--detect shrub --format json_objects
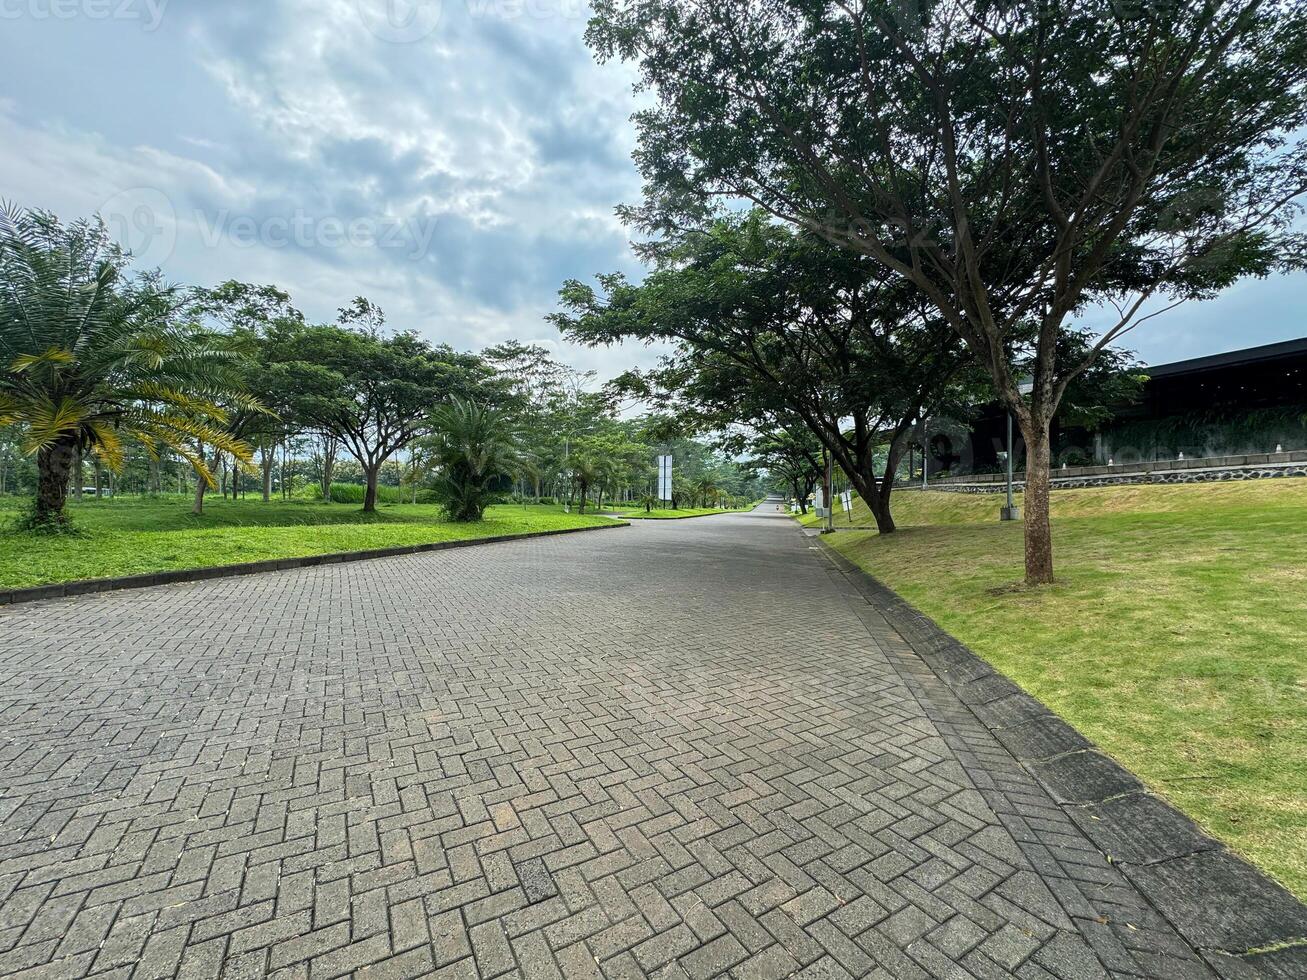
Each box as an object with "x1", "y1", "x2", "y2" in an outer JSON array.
[{"x1": 422, "y1": 399, "x2": 520, "y2": 522}]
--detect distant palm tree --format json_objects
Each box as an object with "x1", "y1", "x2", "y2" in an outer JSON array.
[
  {"x1": 0, "y1": 204, "x2": 256, "y2": 529},
  {"x1": 571, "y1": 457, "x2": 604, "y2": 514},
  {"x1": 695, "y1": 477, "x2": 718, "y2": 508},
  {"x1": 516, "y1": 453, "x2": 543, "y2": 503},
  {"x1": 423, "y1": 397, "x2": 521, "y2": 521},
  {"x1": 637, "y1": 491, "x2": 658, "y2": 514}
]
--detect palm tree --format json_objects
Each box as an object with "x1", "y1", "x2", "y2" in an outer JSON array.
[
  {"x1": 0, "y1": 204, "x2": 256, "y2": 529},
  {"x1": 516, "y1": 452, "x2": 544, "y2": 504},
  {"x1": 695, "y1": 477, "x2": 718, "y2": 509},
  {"x1": 423, "y1": 397, "x2": 520, "y2": 522},
  {"x1": 571, "y1": 456, "x2": 604, "y2": 514}
]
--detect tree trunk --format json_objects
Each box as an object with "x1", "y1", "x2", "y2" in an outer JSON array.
[
  {"x1": 868, "y1": 440, "x2": 910, "y2": 535},
  {"x1": 193, "y1": 445, "x2": 220, "y2": 515},
  {"x1": 363, "y1": 465, "x2": 380, "y2": 512},
  {"x1": 34, "y1": 439, "x2": 76, "y2": 527},
  {"x1": 321, "y1": 442, "x2": 336, "y2": 502},
  {"x1": 869, "y1": 488, "x2": 896, "y2": 533},
  {"x1": 261, "y1": 443, "x2": 275, "y2": 502},
  {"x1": 1020, "y1": 417, "x2": 1055, "y2": 585},
  {"x1": 849, "y1": 474, "x2": 895, "y2": 534}
]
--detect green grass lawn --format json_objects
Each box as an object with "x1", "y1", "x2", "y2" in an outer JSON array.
[
  {"x1": 0, "y1": 496, "x2": 622, "y2": 589},
  {"x1": 805, "y1": 479, "x2": 1307, "y2": 900},
  {"x1": 605, "y1": 505, "x2": 734, "y2": 519}
]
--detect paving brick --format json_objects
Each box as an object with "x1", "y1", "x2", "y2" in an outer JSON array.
[
  {"x1": 730, "y1": 943, "x2": 802, "y2": 980},
  {"x1": 469, "y1": 920, "x2": 517, "y2": 977},
  {"x1": 0, "y1": 507, "x2": 1238, "y2": 979},
  {"x1": 678, "y1": 933, "x2": 749, "y2": 979}
]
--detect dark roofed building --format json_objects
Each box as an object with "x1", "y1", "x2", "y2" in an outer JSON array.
[
  {"x1": 1129, "y1": 337, "x2": 1307, "y2": 420},
  {"x1": 943, "y1": 337, "x2": 1307, "y2": 477}
]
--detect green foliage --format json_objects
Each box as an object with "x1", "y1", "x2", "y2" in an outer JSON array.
[
  {"x1": 1052, "y1": 330, "x2": 1148, "y2": 431},
  {"x1": 587, "y1": 0, "x2": 1307, "y2": 581},
  {"x1": 745, "y1": 427, "x2": 822, "y2": 510},
  {"x1": 554, "y1": 213, "x2": 981, "y2": 532},
  {"x1": 0, "y1": 204, "x2": 259, "y2": 528},
  {"x1": 421, "y1": 398, "x2": 522, "y2": 522},
  {"x1": 1104, "y1": 404, "x2": 1307, "y2": 459},
  {"x1": 265, "y1": 318, "x2": 496, "y2": 511}
]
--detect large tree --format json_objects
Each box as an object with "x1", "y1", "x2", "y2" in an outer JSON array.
[
  {"x1": 189, "y1": 281, "x2": 304, "y2": 509},
  {"x1": 588, "y1": 0, "x2": 1307, "y2": 582},
  {"x1": 553, "y1": 214, "x2": 978, "y2": 532},
  {"x1": 268, "y1": 317, "x2": 492, "y2": 512},
  {"x1": 0, "y1": 205, "x2": 254, "y2": 528}
]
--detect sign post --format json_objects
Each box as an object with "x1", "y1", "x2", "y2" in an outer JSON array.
[{"x1": 657, "y1": 455, "x2": 673, "y2": 508}]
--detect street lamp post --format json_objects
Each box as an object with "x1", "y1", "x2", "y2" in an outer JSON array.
[
  {"x1": 822, "y1": 448, "x2": 834, "y2": 533},
  {"x1": 921, "y1": 420, "x2": 928, "y2": 490},
  {"x1": 1001, "y1": 412, "x2": 1021, "y2": 522}
]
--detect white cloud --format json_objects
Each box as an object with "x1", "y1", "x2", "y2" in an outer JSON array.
[{"x1": 0, "y1": 0, "x2": 658, "y2": 377}]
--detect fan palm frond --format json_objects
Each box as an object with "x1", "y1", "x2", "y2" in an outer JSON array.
[
  {"x1": 0, "y1": 203, "x2": 263, "y2": 526},
  {"x1": 421, "y1": 397, "x2": 521, "y2": 521}
]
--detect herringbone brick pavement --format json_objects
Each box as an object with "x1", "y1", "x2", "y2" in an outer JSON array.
[{"x1": 0, "y1": 503, "x2": 1218, "y2": 978}]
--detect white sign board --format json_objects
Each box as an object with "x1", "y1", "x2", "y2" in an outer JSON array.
[
  {"x1": 814, "y1": 488, "x2": 825, "y2": 511},
  {"x1": 657, "y1": 455, "x2": 673, "y2": 502},
  {"x1": 840, "y1": 490, "x2": 853, "y2": 513}
]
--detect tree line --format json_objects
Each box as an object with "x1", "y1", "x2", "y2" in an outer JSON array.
[
  {"x1": 0, "y1": 204, "x2": 763, "y2": 530},
  {"x1": 558, "y1": 0, "x2": 1307, "y2": 584}
]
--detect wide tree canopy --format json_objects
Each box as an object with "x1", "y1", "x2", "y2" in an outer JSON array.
[
  {"x1": 266, "y1": 320, "x2": 495, "y2": 512},
  {"x1": 553, "y1": 213, "x2": 980, "y2": 531},
  {"x1": 588, "y1": 0, "x2": 1307, "y2": 580}
]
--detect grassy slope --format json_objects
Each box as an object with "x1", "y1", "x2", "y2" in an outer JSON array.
[
  {"x1": 805, "y1": 479, "x2": 1307, "y2": 899},
  {"x1": 0, "y1": 497, "x2": 621, "y2": 589}
]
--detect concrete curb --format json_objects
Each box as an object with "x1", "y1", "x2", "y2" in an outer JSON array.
[
  {"x1": 0, "y1": 521, "x2": 629, "y2": 608},
  {"x1": 812, "y1": 534, "x2": 1307, "y2": 978}
]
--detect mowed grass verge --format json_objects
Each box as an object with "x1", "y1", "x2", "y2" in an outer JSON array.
[
  {"x1": 804, "y1": 479, "x2": 1307, "y2": 899},
  {"x1": 0, "y1": 497, "x2": 622, "y2": 590},
  {"x1": 607, "y1": 506, "x2": 733, "y2": 519}
]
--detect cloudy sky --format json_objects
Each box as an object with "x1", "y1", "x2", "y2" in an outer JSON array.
[{"x1": 1, "y1": 0, "x2": 1302, "y2": 378}]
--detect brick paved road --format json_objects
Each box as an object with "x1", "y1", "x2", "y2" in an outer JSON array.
[{"x1": 0, "y1": 502, "x2": 1222, "y2": 979}]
